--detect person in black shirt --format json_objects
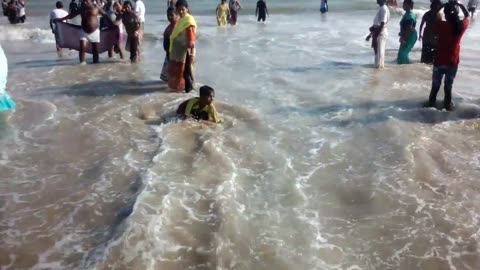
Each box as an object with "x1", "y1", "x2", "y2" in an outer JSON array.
[
  {"x1": 69, "y1": 0, "x2": 78, "y2": 13},
  {"x1": 256, "y1": 0, "x2": 268, "y2": 22}
]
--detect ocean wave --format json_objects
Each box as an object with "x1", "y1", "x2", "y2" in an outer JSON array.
[{"x1": 0, "y1": 25, "x2": 54, "y2": 43}]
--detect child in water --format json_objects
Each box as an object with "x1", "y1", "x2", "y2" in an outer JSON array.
[
  {"x1": 216, "y1": 0, "x2": 229, "y2": 27},
  {"x1": 176, "y1": 85, "x2": 221, "y2": 123}
]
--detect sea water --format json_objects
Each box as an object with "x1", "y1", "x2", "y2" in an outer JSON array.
[{"x1": 1, "y1": 0, "x2": 480, "y2": 269}]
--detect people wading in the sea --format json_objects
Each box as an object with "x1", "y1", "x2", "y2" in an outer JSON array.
[
  {"x1": 56, "y1": 0, "x2": 113, "y2": 64},
  {"x1": 228, "y1": 0, "x2": 241, "y2": 25},
  {"x1": 167, "y1": 0, "x2": 197, "y2": 93},
  {"x1": 397, "y1": 0, "x2": 417, "y2": 64},
  {"x1": 419, "y1": 0, "x2": 442, "y2": 64},
  {"x1": 216, "y1": 0, "x2": 229, "y2": 27},
  {"x1": 0, "y1": 43, "x2": 16, "y2": 114},
  {"x1": 366, "y1": 0, "x2": 390, "y2": 69},
  {"x1": 425, "y1": 1, "x2": 470, "y2": 111},
  {"x1": 256, "y1": 0, "x2": 268, "y2": 22},
  {"x1": 161, "y1": 7, "x2": 178, "y2": 81},
  {"x1": 50, "y1": 1, "x2": 69, "y2": 57}
]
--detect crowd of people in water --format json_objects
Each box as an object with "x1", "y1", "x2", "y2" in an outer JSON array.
[
  {"x1": 0, "y1": 0, "x2": 477, "y2": 123},
  {"x1": 367, "y1": 0, "x2": 473, "y2": 111},
  {"x1": 1, "y1": 0, "x2": 26, "y2": 24}
]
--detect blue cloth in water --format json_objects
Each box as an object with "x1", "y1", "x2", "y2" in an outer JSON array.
[
  {"x1": 1, "y1": 43, "x2": 16, "y2": 112},
  {"x1": 0, "y1": 93, "x2": 16, "y2": 112}
]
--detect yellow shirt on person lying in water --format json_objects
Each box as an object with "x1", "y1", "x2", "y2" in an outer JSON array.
[{"x1": 185, "y1": 97, "x2": 221, "y2": 123}]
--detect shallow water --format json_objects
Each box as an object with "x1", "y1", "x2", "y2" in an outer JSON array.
[{"x1": 1, "y1": 0, "x2": 480, "y2": 269}]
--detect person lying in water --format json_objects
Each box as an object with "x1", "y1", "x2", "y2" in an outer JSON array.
[{"x1": 176, "y1": 85, "x2": 221, "y2": 123}]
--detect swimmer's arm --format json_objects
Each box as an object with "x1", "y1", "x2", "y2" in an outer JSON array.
[{"x1": 209, "y1": 105, "x2": 222, "y2": 124}]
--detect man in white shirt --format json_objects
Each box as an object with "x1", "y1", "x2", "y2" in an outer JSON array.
[
  {"x1": 366, "y1": 0, "x2": 390, "y2": 69},
  {"x1": 134, "y1": 0, "x2": 145, "y2": 29},
  {"x1": 50, "y1": 1, "x2": 69, "y2": 57}
]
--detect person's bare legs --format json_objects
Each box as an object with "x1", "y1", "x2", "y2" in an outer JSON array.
[
  {"x1": 56, "y1": 44, "x2": 63, "y2": 58},
  {"x1": 116, "y1": 44, "x2": 124, "y2": 59},
  {"x1": 92, "y1": 42, "x2": 99, "y2": 63},
  {"x1": 80, "y1": 40, "x2": 87, "y2": 64}
]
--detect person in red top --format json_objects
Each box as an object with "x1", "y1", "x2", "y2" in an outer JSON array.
[{"x1": 426, "y1": 0, "x2": 470, "y2": 111}]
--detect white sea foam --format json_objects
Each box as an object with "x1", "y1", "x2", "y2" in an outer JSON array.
[{"x1": 0, "y1": 25, "x2": 54, "y2": 43}]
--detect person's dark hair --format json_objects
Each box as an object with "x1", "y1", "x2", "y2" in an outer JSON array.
[
  {"x1": 167, "y1": 6, "x2": 175, "y2": 13},
  {"x1": 444, "y1": 2, "x2": 464, "y2": 36},
  {"x1": 200, "y1": 86, "x2": 215, "y2": 97},
  {"x1": 404, "y1": 0, "x2": 414, "y2": 8},
  {"x1": 176, "y1": 0, "x2": 188, "y2": 9},
  {"x1": 123, "y1": 0, "x2": 132, "y2": 8},
  {"x1": 56, "y1": 1, "x2": 64, "y2": 8},
  {"x1": 430, "y1": 0, "x2": 442, "y2": 10}
]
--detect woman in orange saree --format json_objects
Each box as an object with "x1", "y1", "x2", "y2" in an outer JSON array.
[{"x1": 167, "y1": 0, "x2": 197, "y2": 93}]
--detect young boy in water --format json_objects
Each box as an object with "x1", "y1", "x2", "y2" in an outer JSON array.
[{"x1": 176, "y1": 85, "x2": 221, "y2": 123}]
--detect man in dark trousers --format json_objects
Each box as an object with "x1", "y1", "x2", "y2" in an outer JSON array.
[
  {"x1": 426, "y1": 0, "x2": 470, "y2": 111},
  {"x1": 256, "y1": 0, "x2": 268, "y2": 22}
]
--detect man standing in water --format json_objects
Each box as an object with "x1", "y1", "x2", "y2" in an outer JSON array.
[
  {"x1": 56, "y1": 0, "x2": 112, "y2": 64},
  {"x1": 256, "y1": 0, "x2": 268, "y2": 22},
  {"x1": 366, "y1": 0, "x2": 390, "y2": 69},
  {"x1": 425, "y1": 1, "x2": 469, "y2": 111},
  {"x1": 50, "y1": 1, "x2": 69, "y2": 57}
]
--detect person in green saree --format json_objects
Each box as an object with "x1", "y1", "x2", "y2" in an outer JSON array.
[
  {"x1": 167, "y1": 0, "x2": 197, "y2": 93},
  {"x1": 397, "y1": 0, "x2": 417, "y2": 64}
]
